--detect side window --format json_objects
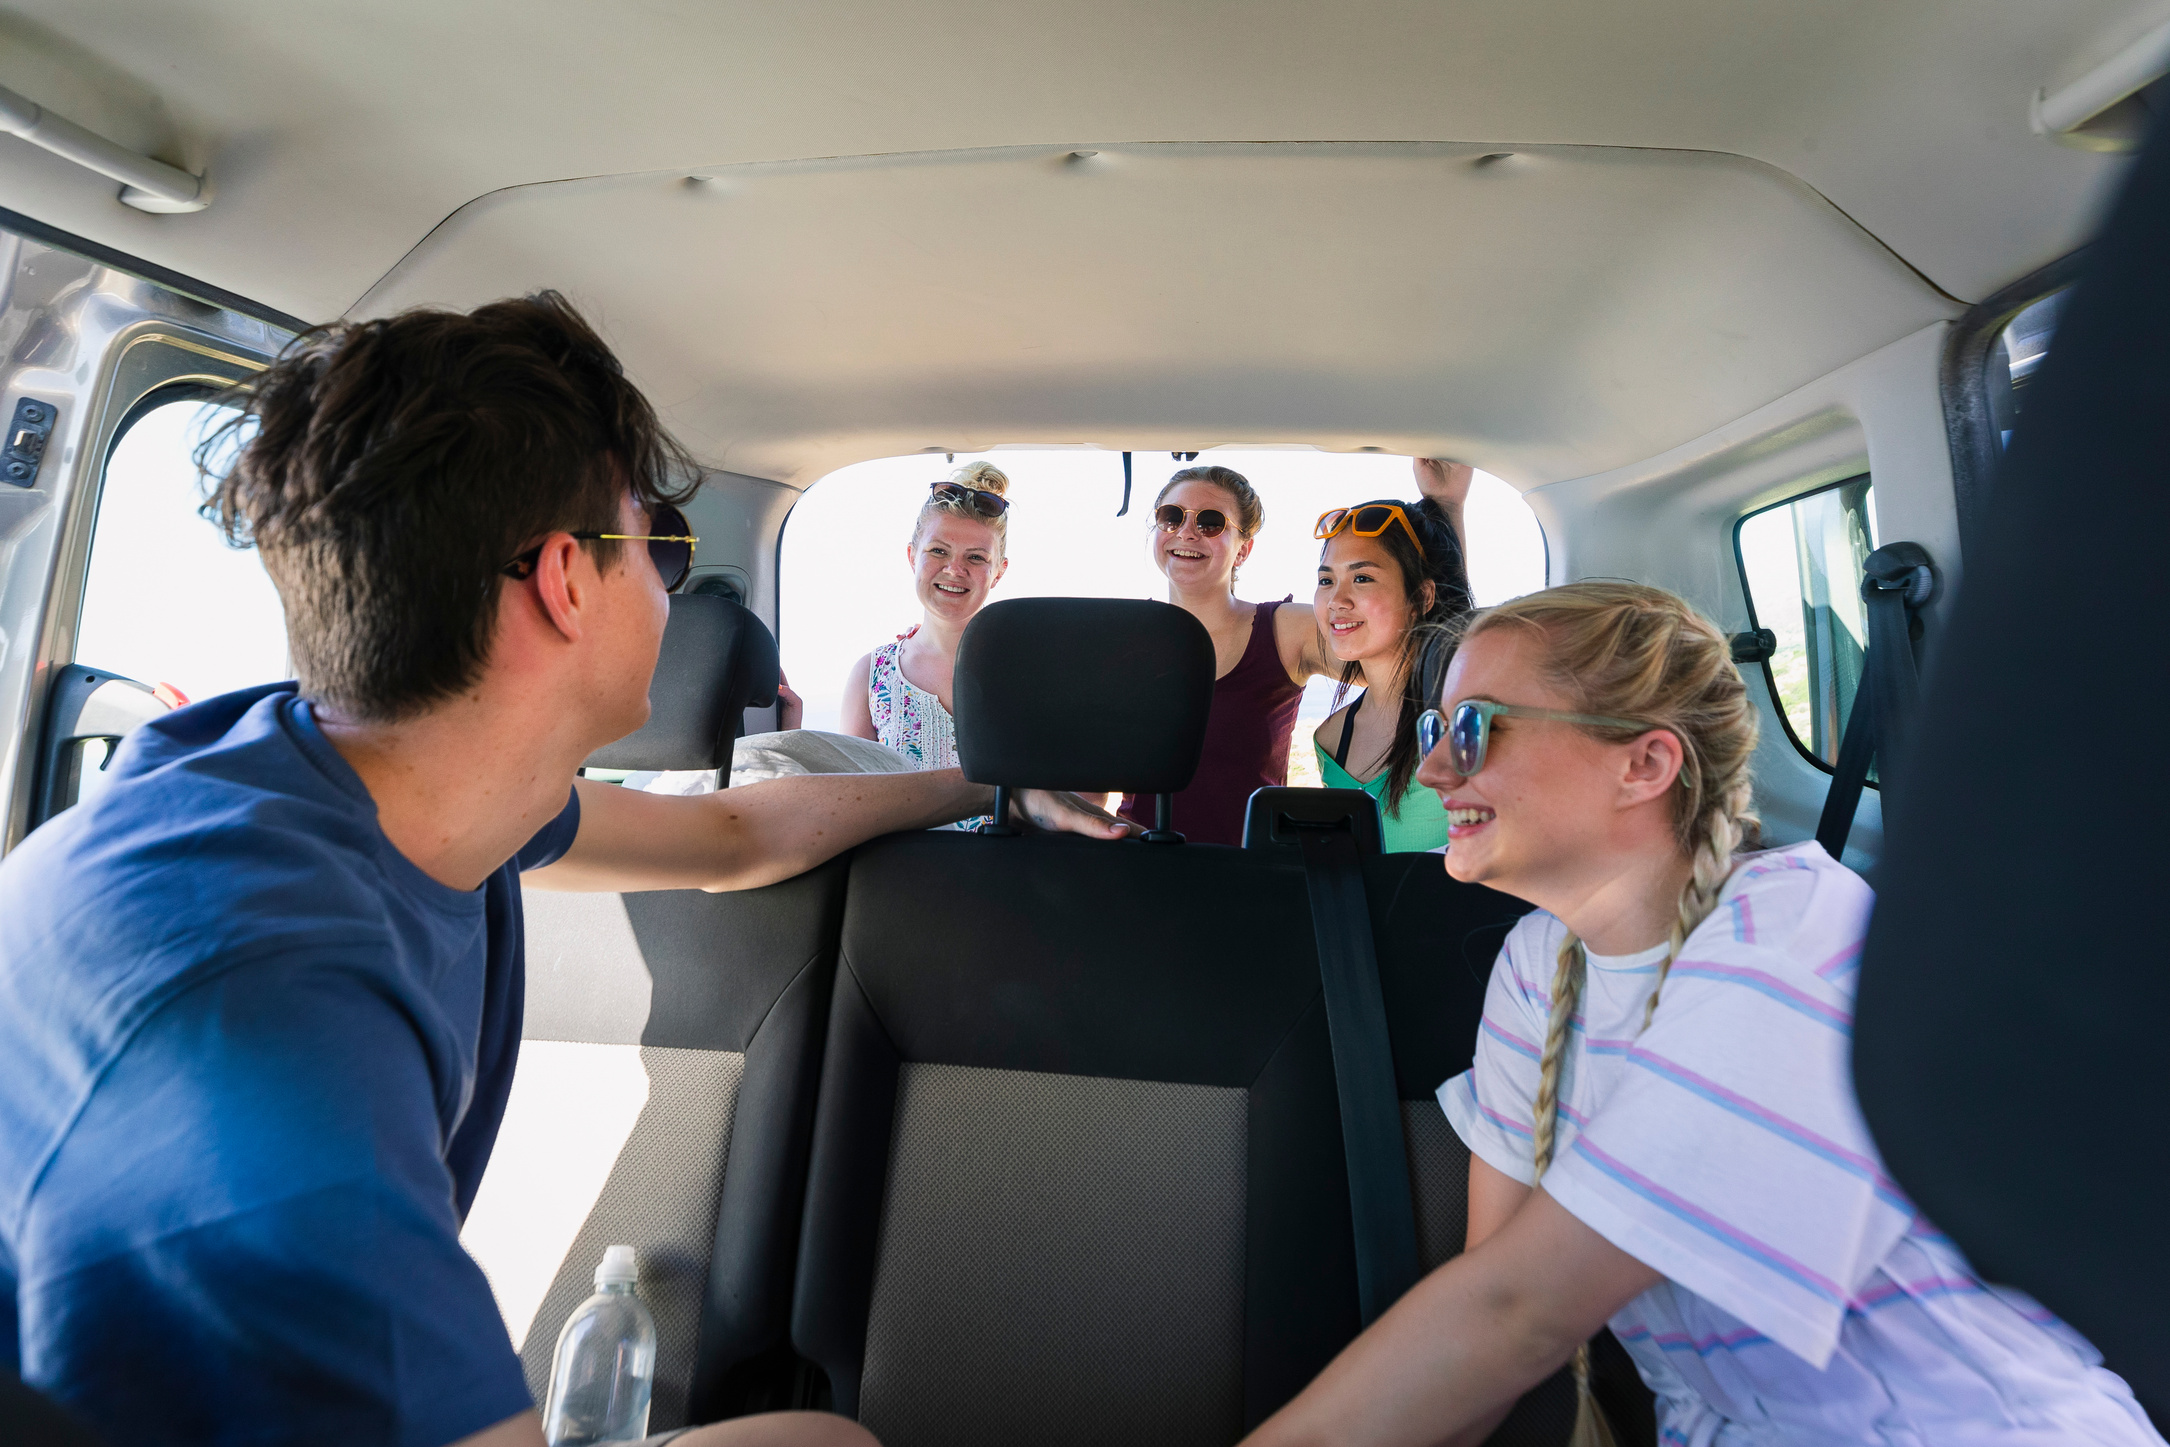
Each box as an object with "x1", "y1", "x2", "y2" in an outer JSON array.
[
  {"x1": 75, "y1": 393, "x2": 288, "y2": 705},
  {"x1": 1735, "y1": 476, "x2": 1879, "y2": 773},
  {"x1": 1987, "y1": 289, "x2": 2067, "y2": 452}
]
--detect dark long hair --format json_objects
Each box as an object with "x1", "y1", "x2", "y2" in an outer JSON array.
[{"x1": 1326, "y1": 496, "x2": 1472, "y2": 816}]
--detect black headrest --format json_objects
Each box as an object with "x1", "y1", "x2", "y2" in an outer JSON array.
[
  {"x1": 587, "y1": 593, "x2": 780, "y2": 772},
  {"x1": 953, "y1": 598, "x2": 1213, "y2": 794}
]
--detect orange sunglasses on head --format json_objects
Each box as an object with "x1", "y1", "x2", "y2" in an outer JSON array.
[{"x1": 1314, "y1": 503, "x2": 1425, "y2": 557}]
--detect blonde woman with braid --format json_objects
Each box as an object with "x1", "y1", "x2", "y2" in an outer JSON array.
[{"x1": 1245, "y1": 582, "x2": 2160, "y2": 1447}]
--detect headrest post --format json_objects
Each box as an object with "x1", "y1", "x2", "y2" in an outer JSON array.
[
  {"x1": 979, "y1": 784, "x2": 1021, "y2": 837},
  {"x1": 1142, "y1": 792, "x2": 1184, "y2": 845}
]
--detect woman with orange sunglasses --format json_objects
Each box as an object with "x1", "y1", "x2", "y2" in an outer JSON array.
[
  {"x1": 1121, "y1": 458, "x2": 1472, "y2": 846},
  {"x1": 1310, "y1": 464, "x2": 1475, "y2": 851}
]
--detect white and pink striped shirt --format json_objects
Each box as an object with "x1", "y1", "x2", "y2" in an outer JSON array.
[{"x1": 1442, "y1": 842, "x2": 2160, "y2": 1446}]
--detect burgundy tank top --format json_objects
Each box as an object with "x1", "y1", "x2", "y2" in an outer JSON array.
[{"x1": 1121, "y1": 598, "x2": 1306, "y2": 846}]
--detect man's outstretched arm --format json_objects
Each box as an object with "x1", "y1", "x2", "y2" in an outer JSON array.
[{"x1": 526, "y1": 770, "x2": 1133, "y2": 894}]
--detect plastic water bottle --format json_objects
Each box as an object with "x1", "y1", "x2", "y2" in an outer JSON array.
[{"x1": 542, "y1": 1245, "x2": 657, "y2": 1445}]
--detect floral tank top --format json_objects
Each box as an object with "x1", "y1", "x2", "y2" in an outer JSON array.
[{"x1": 868, "y1": 631, "x2": 989, "y2": 832}]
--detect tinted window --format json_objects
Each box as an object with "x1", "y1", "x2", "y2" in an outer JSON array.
[{"x1": 1735, "y1": 476, "x2": 1879, "y2": 772}]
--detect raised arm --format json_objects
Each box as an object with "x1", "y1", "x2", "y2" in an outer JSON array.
[
  {"x1": 1275, "y1": 594, "x2": 1338, "y2": 685},
  {"x1": 1413, "y1": 458, "x2": 1473, "y2": 546},
  {"x1": 527, "y1": 770, "x2": 1133, "y2": 894}
]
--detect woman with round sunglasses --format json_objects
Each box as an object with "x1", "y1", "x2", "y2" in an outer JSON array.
[
  {"x1": 1119, "y1": 459, "x2": 1472, "y2": 846},
  {"x1": 1308, "y1": 462, "x2": 1473, "y2": 852},
  {"x1": 1243, "y1": 582, "x2": 2161, "y2": 1447},
  {"x1": 841, "y1": 462, "x2": 1012, "y2": 827}
]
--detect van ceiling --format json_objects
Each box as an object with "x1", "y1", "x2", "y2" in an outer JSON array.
[{"x1": 0, "y1": 0, "x2": 2154, "y2": 484}]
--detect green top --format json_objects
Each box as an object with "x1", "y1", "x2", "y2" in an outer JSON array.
[{"x1": 1314, "y1": 741, "x2": 1451, "y2": 853}]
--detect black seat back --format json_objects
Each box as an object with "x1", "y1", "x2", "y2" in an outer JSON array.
[
  {"x1": 796, "y1": 832, "x2": 1355, "y2": 1446},
  {"x1": 588, "y1": 593, "x2": 780, "y2": 774}
]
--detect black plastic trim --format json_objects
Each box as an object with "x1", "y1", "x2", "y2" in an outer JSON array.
[
  {"x1": 0, "y1": 205, "x2": 310, "y2": 336},
  {"x1": 1732, "y1": 472, "x2": 1875, "y2": 783},
  {"x1": 1939, "y1": 248, "x2": 2091, "y2": 560}
]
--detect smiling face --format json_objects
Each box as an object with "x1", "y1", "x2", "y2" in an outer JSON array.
[
  {"x1": 1152, "y1": 480, "x2": 1252, "y2": 592},
  {"x1": 1416, "y1": 624, "x2": 1683, "y2": 901},
  {"x1": 908, "y1": 512, "x2": 1008, "y2": 622},
  {"x1": 1314, "y1": 529, "x2": 1430, "y2": 665}
]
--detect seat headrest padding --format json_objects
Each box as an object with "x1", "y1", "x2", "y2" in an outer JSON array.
[
  {"x1": 587, "y1": 593, "x2": 780, "y2": 772},
  {"x1": 953, "y1": 597, "x2": 1214, "y2": 794}
]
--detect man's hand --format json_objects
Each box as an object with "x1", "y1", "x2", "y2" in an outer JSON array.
[
  {"x1": 1014, "y1": 789, "x2": 1140, "y2": 839},
  {"x1": 1413, "y1": 458, "x2": 1473, "y2": 544}
]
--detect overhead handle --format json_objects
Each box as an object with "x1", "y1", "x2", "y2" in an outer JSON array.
[{"x1": 0, "y1": 82, "x2": 208, "y2": 213}]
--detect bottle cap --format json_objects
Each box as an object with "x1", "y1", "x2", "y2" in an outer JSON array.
[{"x1": 596, "y1": 1244, "x2": 639, "y2": 1287}]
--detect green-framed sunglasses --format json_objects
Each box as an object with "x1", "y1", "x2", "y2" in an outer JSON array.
[{"x1": 1417, "y1": 700, "x2": 1649, "y2": 777}]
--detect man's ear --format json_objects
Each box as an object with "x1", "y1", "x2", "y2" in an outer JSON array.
[
  {"x1": 522, "y1": 533, "x2": 588, "y2": 643},
  {"x1": 1619, "y1": 728, "x2": 1685, "y2": 808}
]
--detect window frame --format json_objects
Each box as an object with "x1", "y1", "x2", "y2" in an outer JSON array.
[{"x1": 1732, "y1": 471, "x2": 1878, "y2": 782}]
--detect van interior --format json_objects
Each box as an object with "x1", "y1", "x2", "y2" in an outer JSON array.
[{"x1": 3, "y1": 3, "x2": 2165, "y2": 1442}]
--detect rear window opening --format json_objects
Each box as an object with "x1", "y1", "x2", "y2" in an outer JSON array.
[{"x1": 779, "y1": 449, "x2": 1546, "y2": 784}]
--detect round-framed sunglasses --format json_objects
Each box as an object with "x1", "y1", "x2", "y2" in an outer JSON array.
[
  {"x1": 1155, "y1": 503, "x2": 1231, "y2": 537},
  {"x1": 1315, "y1": 503, "x2": 1425, "y2": 557},
  {"x1": 1417, "y1": 699, "x2": 1648, "y2": 777},
  {"x1": 930, "y1": 480, "x2": 1010, "y2": 519},
  {"x1": 498, "y1": 502, "x2": 699, "y2": 593}
]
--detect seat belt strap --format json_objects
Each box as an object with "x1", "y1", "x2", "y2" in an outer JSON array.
[
  {"x1": 1815, "y1": 542, "x2": 1935, "y2": 860},
  {"x1": 1296, "y1": 826, "x2": 1422, "y2": 1326}
]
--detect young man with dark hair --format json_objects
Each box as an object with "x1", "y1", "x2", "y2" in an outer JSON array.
[{"x1": 0, "y1": 293, "x2": 1125, "y2": 1447}]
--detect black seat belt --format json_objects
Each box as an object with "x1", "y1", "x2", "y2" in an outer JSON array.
[
  {"x1": 1293, "y1": 816, "x2": 1422, "y2": 1327},
  {"x1": 1815, "y1": 542, "x2": 1936, "y2": 860}
]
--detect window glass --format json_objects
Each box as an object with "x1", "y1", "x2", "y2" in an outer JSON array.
[
  {"x1": 778, "y1": 449, "x2": 1547, "y2": 783},
  {"x1": 1735, "y1": 476, "x2": 1878, "y2": 771},
  {"x1": 76, "y1": 397, "x2": 289, "y2": 703},
  {"x1": 1987, "y1": 288, "x2": 2067, "y2": 450}
]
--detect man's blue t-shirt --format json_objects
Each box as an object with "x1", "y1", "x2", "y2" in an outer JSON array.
[{"x1": 0, "y1": 683, "x2": 580, "y2": 1445}]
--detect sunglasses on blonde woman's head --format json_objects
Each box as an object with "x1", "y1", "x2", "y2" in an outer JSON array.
[
  {"x1": 930, "y1": 481, "x2": 1010, "y2": 519},
  {"x1": 1155, "y1": 504, "x2": 1230, "y2": 537},
  {"x1": 498, "y1": 502, "x2": 699, "y2": 592},
  {"x1": 1315, "y1": 503, "x2": 1425, "y2": 557},
  {"x1": 1417, "y1": 700, "x2": 1649, "y2": 777}
]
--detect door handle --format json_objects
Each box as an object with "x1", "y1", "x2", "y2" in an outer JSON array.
[{"x1": 30, "y1": 663, "x2": 171, "y2": 829}]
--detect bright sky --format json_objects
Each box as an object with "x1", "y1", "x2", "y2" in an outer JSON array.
[
  {"x1": 76, "y1": 399, "x2": 291, "y2": 703},
  {"x1": 779, "y1": 449, "x2": 1548, "y2": 739}
]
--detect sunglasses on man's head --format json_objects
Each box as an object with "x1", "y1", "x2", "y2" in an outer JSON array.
[
  {"x1": 498, "y1": 502, "x2": 699, "y2": 593},
  {"x1": 930, "y1": 481, "x2": 1010, "y2": 519},
  {"x1": 1416, "y1": 699, "x2": 1649, "y2": 777},
  {"x1": 1155, "y1": 503, "x2": 1230, "y2": 537}
]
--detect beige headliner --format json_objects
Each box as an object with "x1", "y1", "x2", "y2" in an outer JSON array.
[{"x1": 0, "y1": 0, "x2": 2159, "y2": 484}]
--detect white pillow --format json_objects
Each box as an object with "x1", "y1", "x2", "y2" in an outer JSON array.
[{"x1": 634, "y1": 729, "x2": 917, "y2": 796}]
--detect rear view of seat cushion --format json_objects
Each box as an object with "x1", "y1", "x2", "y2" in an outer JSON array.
[
  {"x1": 859, "y1": 1065, "x2": 1248, "y2": 1447},
  {"x1": 466, "y1": 1042, "x2": 743, "y2": 1420},
  {"x1": 463, "y1": 861, "x2": 847, "y2": 1429},
  {"x1": 796, "y1": 831, "x2": 1362, "y2": 1445}
]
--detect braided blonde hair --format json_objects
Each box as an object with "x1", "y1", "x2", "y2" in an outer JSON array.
[{"x1": 1473, "y1": 583, "x2": 1760, "y2": 1444}]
